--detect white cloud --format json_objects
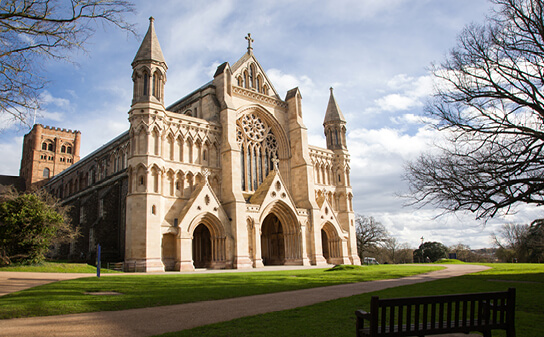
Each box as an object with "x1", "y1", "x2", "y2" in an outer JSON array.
[
  {"x1": 375, "y1": 94, "x2": 421, "y2": 112},
  {"x1": 367, "y1": 74, "x2": 434, "y2": 114},
  {"x1": 161, "y1": 0, "x2": 237, "y2": 55},
  {"x1": 266, "y1": 68, "x2": 316, "y2": 98},
  {"x1": 0, "y1": 112, "x2": 18, "y2": 131},
  {"x1": 390, "y1": 113, "x2": 435, "y2": 126},
  {"x1": 0, "y1": 136, "x2": 23, "y2": 175},
  {"x1": 39, "y1": 90, "x2": 70, "y2": 108},
  {"x1": 322, "y1": 0, "x2": 408, "y2": 21},
  {"x1": 37, "y1": 110, "x2": 64, "y2": 122}
]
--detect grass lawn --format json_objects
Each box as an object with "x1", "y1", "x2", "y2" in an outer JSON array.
[
  {"x1": 0, "y1": 264, "x2": 440, "y2": 319},
  {"x1": 157, "y1": 263, "x2": 544, "y2": 337},
  {"x1": 0, "y1": 261, "x2": 119, "y2": 273}
]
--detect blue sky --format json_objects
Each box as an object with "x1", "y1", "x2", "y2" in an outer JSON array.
[{"x1": 1, "y1": 0, "x2": 540, "y2": 249}]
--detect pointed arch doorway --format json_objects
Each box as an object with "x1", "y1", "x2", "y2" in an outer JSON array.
[
  {"x1": 321, "y1": 222, "x2": 342, "y2": 264},
  {"x1": 321, "y1": 229, "x2": 330, "y2": 261},
  {"x1": 192, "y1": 224, "x2": 212, "y2": 268},
  {"x1": 261, "y1": 214, "x2": 285, "y2": 265}
]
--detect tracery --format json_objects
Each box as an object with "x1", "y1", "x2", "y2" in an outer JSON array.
[{"x1": 237, "y1": 113, "x2": 278, "y2": 192}]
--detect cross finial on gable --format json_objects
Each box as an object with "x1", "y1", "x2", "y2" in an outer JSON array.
[
  {"x1": 202, "y1": 168, "x2": 210, "y2": 183},
  {"x1": 272, "y1": 157, "x2": 280, "y2": 171},
  {"x1": 245, "y1": 33, "x2": 254, "y2": 53}
]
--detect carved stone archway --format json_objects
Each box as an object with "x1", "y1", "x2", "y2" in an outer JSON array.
[{"x1": 192, "y1": 224, "x2": 212, "y2": 268}]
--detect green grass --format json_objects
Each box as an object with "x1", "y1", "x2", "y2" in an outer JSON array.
[
  {"x1": 0, "y1": 264, "x2": 440, "y2": 319},
  {"x1": 433, "y1": 258, "x2": 465, "y2": 264},
  {"x1": 0, "y1": 261, "x2": 120, "y2": 273},
  {"x1": 157, "y1": 263, "x2": 544, "y2": 337}
]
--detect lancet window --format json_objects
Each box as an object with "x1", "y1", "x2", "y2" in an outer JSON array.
[{"x1": 237, "y1": 113, "x2": 278, "y2": 192}]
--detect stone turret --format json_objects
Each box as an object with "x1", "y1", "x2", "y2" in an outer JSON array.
[
  {"x1": 323, "y1": 87, "x2": 347, "y2": 150},
  {"x1": 125, "y1": 17, "x2": 168, "y2": 272},
  {"x1": 131, "y1": 17, "x2": 167, "y2": 107}
]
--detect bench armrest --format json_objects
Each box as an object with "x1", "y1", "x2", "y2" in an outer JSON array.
[
  {"x1": 355, "y1": 310, "x2": 371, "y2": 320},
  {"x1": 355, "y1": 310, "x2": 371, "y2": 336}
]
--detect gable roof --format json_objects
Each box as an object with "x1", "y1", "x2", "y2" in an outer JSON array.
[
  {"x1": 249, "y1": 169, "x2": 297, "y2": 212},
  {"x1": 230, "y1": 51, "x2": 281, "y2": 100},
  {"x1": 177, "y1": 179, "x2": 230, "y2": 230}
]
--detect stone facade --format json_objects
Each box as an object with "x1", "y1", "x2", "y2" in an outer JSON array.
[
  {"x1": 45, "y1": 132, "x2": 128, "y2": 263},
  {"x1": 32, "y1": 18, "x2": 360, "y2": 271}
]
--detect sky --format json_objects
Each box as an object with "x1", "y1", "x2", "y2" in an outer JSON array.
[{"x1": 1, "y1": 0, "x2": 541, "y2": 249}]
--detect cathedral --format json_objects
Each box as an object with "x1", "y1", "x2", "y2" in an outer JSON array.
[{"x1": 19, "y1": 18, "x2": 360, "y2": 271}]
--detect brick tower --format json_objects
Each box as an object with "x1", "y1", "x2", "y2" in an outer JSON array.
[{"x1": 20, "y1": 124, "x2": 81, "y2": 189}]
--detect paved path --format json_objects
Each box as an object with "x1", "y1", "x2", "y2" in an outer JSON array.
[
  {"x1": 0, "y1": 264, "x2": 488, "y2": 337},
  {"x1": 0, "y1": 272, "x2": 95, "y2": 297}
]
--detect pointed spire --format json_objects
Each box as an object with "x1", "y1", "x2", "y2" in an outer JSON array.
[
  {"x1": 132, "y1": 17, "x2": 166, "y2": 66},
  {"x1": 323, "y1": 87, "x2": 346, "y2": 124}
]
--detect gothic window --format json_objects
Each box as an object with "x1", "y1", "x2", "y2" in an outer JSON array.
[
  {"x1": 256, "y1": 75, "x2": 261, "y2": 93},
  {"x1": 177, "y1": 137, "x2": 183, "y2": 162},
  {"x1": 167, "y1": 135, "x2": 175, "y2": 160},
  {"x1": 143, "y1": 72, "x2": 149, "y2": 96},
  {"x1": 61, "y1": 145, "x2": 66, "y2": 153},
  {"x1": 244, "y1": 70, "x2": 249, "y2": 89},
  {"x1": 67, "y1": 146, "x2": 72, "y2": 154},
  {"x1": 151, "y1": 129, "x2": 160, "y2": 155},
  {"x1": 152, "y1": 72, "x2": 157, "y2": 98},
  {"x1": 47, "y1": 143, "x2": 54, "y2": 152},
  {"x1": 42, "y1": 142, "x2": 47, "y2": 150},
  {"x1": 249, "y1": 64, "x2": 256, "y2": 89},
  {"x1": 237, "y1": 112, "x2": 278, "y2": 192},
  {"x1": 43, "y1": 168, "x2": 50, "y2": 178}
]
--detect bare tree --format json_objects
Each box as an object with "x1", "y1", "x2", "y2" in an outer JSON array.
[
  {"x1": 492, "y1": 223, "x2": 530, "y2": 261},
  {"x1": 355, "y1": 214, "x2": 389, "y2": 259},
  {"x1": 404, "y1": 0, "x2": 544, "y2": 220},
  {"x1": 0, "y1": 0, "x2": 135, "y2": 127},
  {"x1": 492, "y1": 220, "x2": 543, "y2": 262}
]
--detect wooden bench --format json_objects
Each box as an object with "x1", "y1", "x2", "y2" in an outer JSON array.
[{"x1": 355, "y1": 288, "x2": 515, "y2": 337}]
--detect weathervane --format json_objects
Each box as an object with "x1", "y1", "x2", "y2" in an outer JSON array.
[{"x1": 245, "y1": 33, "x2": 254, "y2": 53}]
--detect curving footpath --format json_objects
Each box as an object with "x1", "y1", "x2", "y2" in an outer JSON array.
[{"x1": 0, "y1": 264, "x2": 488, "y2": 337}]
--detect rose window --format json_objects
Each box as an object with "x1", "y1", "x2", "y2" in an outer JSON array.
[{"x1": 242, "y1": 113, "x2": 267, "y2": 142}]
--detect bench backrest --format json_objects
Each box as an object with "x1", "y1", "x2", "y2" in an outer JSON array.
[{"x1": 369, "y1": 288, "x2": 515, "y2": 336}]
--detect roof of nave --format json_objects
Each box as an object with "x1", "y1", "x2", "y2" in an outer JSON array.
[
  {"x1": 46, "y1": 131, "x2": 129, "y2": 186},
  {"x1": 166, "y1": 81, "x2": 214, "y2": 113},
  {"x1": 132, "y1": 17, "x2": 166, "y2": 67}
]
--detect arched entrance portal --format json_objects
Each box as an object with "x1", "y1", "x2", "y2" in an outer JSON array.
[
  {"x1": 321, "y1": 229, "x2": 330, "y2": 261},
  {"x1": 261, "y1": 214, "x2": 285, "y2": 265},
  {"x1": 192, "y1": 224, "x2": 212, "y2": 268},
  {"x1": 321, "y1": 222, "x2": 342, "y2": 264}
]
